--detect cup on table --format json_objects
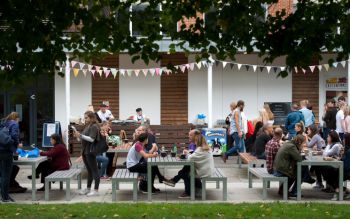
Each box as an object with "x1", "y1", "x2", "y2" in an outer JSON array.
[
  {"x1": 161, "y1": 151, "x2": 167, "y2": 157},
  {"x1": 180, "y1": 154, "x2": 186, "y2": 159},
  {"x1": 13, "y1": 155, "x2": 19, "y2": 160},
  {"x1": 171, "y1": 152, "x2": 176, "y2": 157}
]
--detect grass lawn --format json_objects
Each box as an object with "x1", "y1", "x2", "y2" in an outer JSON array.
[{"x1": 0, "y1": 203, "x2": 349, "y2": 219}]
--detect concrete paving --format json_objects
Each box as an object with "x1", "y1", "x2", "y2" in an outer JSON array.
[{"x1": 8, "y1": 156, "x2": 350, "y2": 204}]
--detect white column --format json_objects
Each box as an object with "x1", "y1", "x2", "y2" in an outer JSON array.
[
  {"x1": 65, "y1": 55, "x2": 71, "y2": 145},
  {"x1": 348, "y1": 58, "x2": 350, "y2": 106},
  {"x1": 207, "y1": 59, "x2": 213, "y2": 128}
]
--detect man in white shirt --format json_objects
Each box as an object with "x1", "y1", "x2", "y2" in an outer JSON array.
[
  {"x1": 96, "y1": 103, "x2": 114, "y2": 122},
  {"x1": 132, "y1": 108, "x2": 149, "y2": 124},
  {"x1": 336, "y1": 100, "x2": 346, "y2": 141}
]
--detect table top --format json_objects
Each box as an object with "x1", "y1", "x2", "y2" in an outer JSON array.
[
  {"x1": 300, "y1": 155, "x2": 343, "y2": 165},
  {"x1": 148, "y1": 156, "x2": 193, "y2": 164},
  {"x1": 13, "y1": 156, "x2": 48, "y2": 165},
  {"x1": 107, "y1": 145, "x2": 132, "y2": 153}
]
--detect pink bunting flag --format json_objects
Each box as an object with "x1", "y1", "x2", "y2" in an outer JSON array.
[
  {"x1": 105, "y1": 69, "x2": 111, "y2": 78},
  {"x1": 180, "y1": 65, "x2": 187, "y2": 73},
  {"x1": 309, "y1": 66, "x2": 316, "y2": 73},
  {"x1": 134, "y1": 69, "x2": 140, "y2": 77},
  {"x1": 155, "y1": 68, "x2": 160, "y2": 76},
  {"x1": 71, "y1": 61, "x2": 78, "y2": 68},
  {"x1": 149, "y1": 69, "x2": 155, "y2": 76}
]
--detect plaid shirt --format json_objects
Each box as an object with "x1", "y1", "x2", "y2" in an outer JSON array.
[{"x1": 265, "y1": 137, "x2": 281, "y2": 174}]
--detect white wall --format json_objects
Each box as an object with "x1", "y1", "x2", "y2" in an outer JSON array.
[
  {"x1": 188, "y1": 54, "x2": 292, "y2": 124},
  {"x1": 119, "y1": 55, "x2": 161, "y2": 124}
]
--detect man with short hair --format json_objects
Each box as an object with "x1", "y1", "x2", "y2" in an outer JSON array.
[
  {"x1": 252, "y1": 124, "x2": 273, "y2": 159},
  {"x1": 185, "y1": 129, "x2": 200, "y2": 152},
  {"x1": 336, "y1": 101, "x2": 346, "y2": 140},
  {"x1": 132, "y1": 108, "x2": 149, "y2": 124},
  {"x1": 96, "y1": 103, "x2": 114, "y2": 122},
  {"x1": 134, "y1": 125, "x2": 157, "y2": 151},
  {"x1": 299, "y1": 100, "x2": 315, "y2": 128},
  {"x1": 323, "y1": 99, "x2": 337, "y2": 140},
  {"x1": 285, "y1": 104, "x2": 305, "y2": 139},
  {"x1": 265, "y1": 128, "x2": 283, "y2": 174},
  {"x1": 222, "y1": 100, "x2": 245, "y2": 163}
]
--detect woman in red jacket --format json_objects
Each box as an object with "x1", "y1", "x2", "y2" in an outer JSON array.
[{"x1": 28, "y1": 134, "x2": 70, "y2": 191}]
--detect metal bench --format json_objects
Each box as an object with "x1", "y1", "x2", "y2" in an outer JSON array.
[
  {"x1": 248, "y1": 160, "x2": 288, "y2": 200},
  {"x1": 45, "y1": 168, "x2": 82, "y2": 201},
  {"x1": 111, "y1": 169, "x2": 139, "y2": 202},
  {"x1": 238, "y1": 153, "x2": 258, "y2": 168},
  {"x1": 201, "y1": 168, "x2": 227, "y2": 201}
]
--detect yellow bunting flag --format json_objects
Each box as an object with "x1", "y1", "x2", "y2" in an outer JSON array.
[{"x1": 73, "y1": 68, "x2": 79, "y2": 77}]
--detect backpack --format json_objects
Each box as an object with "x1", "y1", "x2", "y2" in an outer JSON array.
[
  {"x1": 0, "y1": 124, "x2": 13, "y2": 150},
  {"x1": 90, "y1": 133, "x2": 109, "y2": 155}
]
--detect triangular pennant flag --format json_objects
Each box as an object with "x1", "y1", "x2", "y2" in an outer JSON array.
[
  {"x1": 119, "y1": 69, "x2": 125, "y2": 76},
  {"x1": 196, "y1": 62, "x2": 202, "y2": 69},
  {"x1": 237, "y1": 64, "x2": 242, "y2": 70},
  {"x1": 294, "y1": 67, "x2": 298, "y2": 73},
  {"x1": 324, "y1": 64, "x2": 330, "y2": 71},
  {"x1": 105, "y1": 69, "x2": 111, "y2": 78},
  {"x1": 71, "y1": 61, "x2": 78, "y2": 68},
  {"x1": 95, "y1": 66, "x2": 100, "y2": 72},
  {"x1": 229, "y1": 63, "x2": 235, "y2": 69},
  {"x1": 127, "y1": 70, "x2": 132, "y2": 77},
  {"x1": 189, "y1": 63, "x2": 195, "y2": 71},
  {"x1": 88, "y1": 64, "x2": 93, "y2": 71},
  {"x1": 90, "y1": 68, "x2": 96, "y2": 76},
  {"x1": 245, "y1": 65, "x2": 250, "y2": 71},
  {"x1": 252, "y1": 65, "x2": 257, "y2": 72},
  {"x1": 180, "y1": 65, "x2": 187, "y2": 73},
  {"x1": 73, "y1": 68, "x2": 79, "y2": 77},
  {"x1": 302, "y1": 68, "x2": 306, "y2": 74},
  {"x1": 155, "y1": 68, "x2": 160, "y2": 76},
  {"x1": 159, "y1": 68, "x2": 164, "y2": 76},
  {"x1": 317, "y1": 65, "x2": 323, "y2": 71},
  {"x1": 82, "y1": 69, "x2": 88, "y2": 76},
  {"x1": 280, "y1": 67, "x2": 286, "y2": 71},
  {"x1": 222, "y1": 61, "x2": 228, "y2": 69},
  {"x1": 98, "y1": 69, "x2": 103, "y2": 77},
  {"x1": 309, "y1": 66, "x2": 316, "y2": 73},
  {"x1": 166, "y1": 70, "x2": 171, "y2": 75},
  {"x1": 273, "y1": 67, "x2": 278, "y2": 73},
  {"x1": 174, "y1": 65, "x2": 179, "y2": 70},
  {"x1": 259, "y1": 67, "x2": 264, "y2": 72},
  {"x1": 341, "y1": 61, "x2": 346, "y2": 68},
  {"x1": 134, "y1": 69, "x2": 140, "y2": 77},
  {"x1": 201, "y1": 61, "x2": 208, "y2": 68},
  {"x1": 332, "y1": 62, "x2": 338, "y2": 68},
  {"x1": 185, "y1": 64, "x2": 190, "y2": 70},
  {"x1": 266, "y1": 66, "x2": 271, "y2": 73},
  {"x1": 79, "y1": 62, "x2": 85, "y2": 70},
  {"x1": 149, "y1": 68, "x2": 156, "y2": 76},
  {"x1": 111, "y1": 69, "x2": 118, "y2": 78},
  {"x1": 142, "y1": 69, "x2": 148, "y2": 76}
]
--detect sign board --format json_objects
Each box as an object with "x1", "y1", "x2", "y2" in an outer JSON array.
[
  {"x1": 201, "y1": 128, "x2": 227, "y2": 156},
  {"x1": 326, "y1": 76, "x2": 348, "y2": 91},
  {"x1": 42, "y1": 122, "x2": 61, "y2": 147},
  {"x1": 265, "y1": 102, "x2": 292, "y2": 125}
]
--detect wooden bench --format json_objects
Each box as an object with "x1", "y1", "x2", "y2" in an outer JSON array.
[
  {"x1": 111, "y1": 169, "x2": 139, "y2": 202},
  {"x1": 238, "y1": 153, "x2": 258, "y2": 168},
  {"x1": 45, "y1": 168, "x2": 82, "y2": 201},
  {"x1": 248, "y1": 160, "x2": 288, "y2": 200},
  {"x1": 201, "y1": 168, "x2": 227, "y2": 201}
]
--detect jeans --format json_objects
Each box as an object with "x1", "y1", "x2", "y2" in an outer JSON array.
[
  {"x1": 10, "y1": 165, "x2": 20, "y2": 188},
  {"x1": 0, "y1": 153, "x2": 13, "y2": 200},
  {"x1": 96, "y1": 154, "x2": 109, "y2": 177},
  {"x1": 128, "y1": 163, "x2": 164, "y2": 189},
  {"x1": 323, "y1": 127, "x2": 330, "y2": 141},
  {"x1": 83, "y1": 154, "x2": 100, "y2": 190},
  {"x1": 274, "y1": 171, "x2": 297, "y2": 194},
  {"x1": 172, "y1": 165, "x2": 202, "y2": 195},
  {"x1": 225, "y1": 132, "x2": 245, "y2": 156},
  {"x1": 36, "y1": 160, "x2": 55, "y2": 184}
]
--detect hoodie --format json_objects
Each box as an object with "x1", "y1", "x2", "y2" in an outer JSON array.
[{"x1": 187, "y1": 147, "x2": 215, "y2": 178}]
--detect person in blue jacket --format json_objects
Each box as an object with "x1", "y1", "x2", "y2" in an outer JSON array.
[
  {"x1": 0, "y1": 112, "x2": 20, "y2": 202},
  {"x1": 285, "y1": 104, "x2": 305, "y2": 139}
]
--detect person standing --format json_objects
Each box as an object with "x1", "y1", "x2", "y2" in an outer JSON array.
[
  {"x1": 299, "y1": 100, "x2": 315, "y2": 128},
  {"x1": 285, "y1": 104, "x2": 305, "y2": 139},
  {"x1": 336, "y1": 101, "x2": 346, "y2": 141},
  {"x1": 0, "y1": 112, "x2": 20, "y2": 202},
  {"x1": 222, "y1": 100, "x2": 245, "y2": 163},
  {"x1": 74, "y1": 111, "x2": 101, "y2": 197},
  {"x1": 323, "y1": 100, "x2": 337, "y2": 140}
]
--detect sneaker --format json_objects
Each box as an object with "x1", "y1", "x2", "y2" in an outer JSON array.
[
  {"x1": 163, "y1": 179, "x2": 176, "y2": 187},
  {"x1": 79, "y1": 188, "x2": 90, "y2": 195},
  {"x1": 178, "y1": 192, "x2": 190, "y2": 199},
  {"x1": 153, "y1": 187, "x2": 161, "y2": 193},
  {"x1": 9, "y1": 186, "x2": 27, "y2": 193},
  {"x1": 86, "y1": 190, "x2": 99, "y2": 197},
  {"x1": 313, "y1": 182, "x2": 325, "y2": 190},
  {"x1": 2, "y1": 196, "x2": 15, "y2": 203},
  {"x1": 37, "y1": 186, "x2": 45, "y2": 192},
  {"x1": 331, "y1": 193, "x2": 339, "y2": 201},
  {"x1": 140, "y1": 189, "x2": 156, "y2": 194},
  {"x1": 303, "y1": 177, "x2": 316, "y2": 185},
  {"x1": 100, "y1": 176, "x2": 110, "y2": 180}
]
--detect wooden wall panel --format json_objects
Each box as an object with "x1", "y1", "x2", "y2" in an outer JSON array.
[
  {"x1": 92, "y1": 55, "x2": 119, "y2": 119},
  {"x1": 160, "y1": 53, "x2": 188, "y2": 125}
]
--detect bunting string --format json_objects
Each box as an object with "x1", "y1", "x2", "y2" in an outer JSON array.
[{"x1": 67, "y1": 59, "x2": 350, "y2": 78}]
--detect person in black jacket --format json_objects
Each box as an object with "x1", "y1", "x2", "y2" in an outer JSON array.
[
  {"x1": 252, "y1": 124, "x2": 273, "y2": 159},
  {"x1": 323, "y1": 99, "x2": 337, "y2": 140}
]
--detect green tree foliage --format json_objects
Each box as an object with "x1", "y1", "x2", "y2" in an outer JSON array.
[{"x1": 1, "y1": 0, "x2": 349, "y2": 84}]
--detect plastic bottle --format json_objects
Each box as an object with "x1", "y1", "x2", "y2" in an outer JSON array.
[{"x1": 173, "y1": 144, "x2": 177, "y2": 154}]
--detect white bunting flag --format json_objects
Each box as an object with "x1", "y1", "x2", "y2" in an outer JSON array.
[
  {"x1": 111, "y1": 69, "x2": 118, "y2": 78},
  {"x1": 294, "y1": 67, "x2": 298, "y2": 73},
  {"x1": 252, "y1": 65, "x2": 257, "y2": 72},
  {"x1": 134, "y1": 69, "x2": 140, "y2": 77},
  {"x1": 280, "y1": 67, "x2": 286, "y2": 72},
  {"x1": 180, "y1": 65, "x2": 187, "y2": 73},
  {"x1": 79, "y1": 62, "x2": 85, "y2": 70},
  {"x1": 266, "y1": 66, "x2": 271, "y2": 73},
  {"x1": 87, "y1": 65, "x2": 92, "y2": 71},
  {"x1": 142, "y1": 69, "x2": 148, "y2": 76},
  {"x1": 317, "y1": 65, "x2": 323, "y2": 71},
  {"x1": 222, "y1": 61, "x2": 228, "y2": 69},
  {"x1": 333, "y1": 62, "x2": 338, "y2": 68},
  {"x1": 324, "y1": 64, "x2": 330, "y2": 71},
  {"x1": 309, "y1": 66, "x2": 316, "y2": 73},
  {"x1": 196, "y1": 62, "x2": 202, "y2": 69},
  {"x1": 201, "y1": 61, "x2": 207, "y2": 68},
  {"x1": 341, "y1": 61, "x2": 347, "y2": 68},
  {"x1": 302, "y1": 68, "x2": 306, "y2": 74},
  {"x1": 98, "y1": 69, "x2": 103, "y2": 77},
  {"x1": 189, "y1": 63, "x2": 195, "y2": 71},
  {"x1": 82, "y1": 69, "x2": 88, "y2": 76},
  {"x1": 149, "y1": 68, "x2": 155, "y2": 76},
  {"x1": 237, "y1": 64, "x2": 242, "y2": 70},
  {"x1": 127, "y1": 70, "x2": 133, "y2": 77},
  {"x1": 119, "y1": 69, "x2": 125, "y2": 76}
]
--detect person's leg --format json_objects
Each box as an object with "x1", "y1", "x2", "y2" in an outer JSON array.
[
  {"x1": 172, "y1": 165, "x2": 190, "y2": 183},
  {"x1": 0, "y1": 156, "x2": 13, "y2": 201},
  {"x1": 86, "y1": 154, "x2": 100, "y2": 190},
  {"x1": 182, "y1": 171, "x2": 191, "y2": 195},
  {"x1": 302, "y1": 166, "x2": 315, "y2": 184},
  {"x1": 195, "y1": 178, "x2": 202, "y2": 189},
  {"x1": 82, "y1": 155, "x2": 93, "y2": 189},
  {"x1": 96, "y1": 155, "x2": 109, "y2": 177},
  {"x1": 10, "y1": 165, "x2": 20, "y2": 187},
  {"x1": 225, "y1": 133, "x2": 239, "y2": 157}
]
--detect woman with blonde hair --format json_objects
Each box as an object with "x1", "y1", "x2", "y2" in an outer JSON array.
[
  {"x1": 264, "y1": 104, "x2": 275, "y2": 125},
  {"x1": 164, "y1": 134, "x2": 215, "y2": 198}
]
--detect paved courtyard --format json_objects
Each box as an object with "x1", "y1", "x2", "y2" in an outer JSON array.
[{"x1": 10, "y1": 156, "x2": 349, "y2": 204}]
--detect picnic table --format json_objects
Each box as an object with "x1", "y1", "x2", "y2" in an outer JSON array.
[
  {"x1": 107, "y1": 145, "x2": 132, "y2": 153},
  {"x1": 147, "y1": 156, "x2": 195, "y2": 201},
  {"x1": 14, "y1": 156, "x2": 48, "y2": 201},
  {"x1": 297, "y1": 155, "x2": 344, "y2": 201}
]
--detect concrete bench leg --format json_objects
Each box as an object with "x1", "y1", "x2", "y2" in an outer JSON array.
[
  {"x1": 60, "y1": 181, "x2": 63, "y2": 190},
  {"x1": 267, "y1": 181, "x2": 270, "y2": 189},
  {"x1": 77, "y1": 174, "x2": 82, "y2": 190},
  {"x1": 66, "y1": 180, "x2": 71, "y2": 201},
  {"x1": 202, "y1": 180, "x2": 207, "y2": 201},
  {"x1": 262, "y1": 180, "x2": 267, "y2": 200},
  {"x1": 216, "y1": 181, "x2": 220, "y2": 189},
  {"x1": 45, "y1": 180, "x2": 50, "y2": 201},
  {"x1": 112, "y1": 181, "x2": 117, "y2": 202},
  {"x1": 238, "y1": 156, "x2": 242, "y2": 168},
  {"x1": 283, "y1": 179, "x2": 288, "y2": 201},
  {"x1": 223, "y1": 179, "x2": 227, "y2": 201},
  {"x1": 133, "y1": 180, "x2": 138, "y2": 202},
  {"x1": 248, "y1": 170, "x2": 253, "y2": 188},
  {"x1": 49, "y1": 182, "x2": 51, "y2": 190}
]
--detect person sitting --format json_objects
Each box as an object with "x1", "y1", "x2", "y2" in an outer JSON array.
[
  {"x1": 96, "y1": 122, "x2": 111, "y2": 180},
  {"x1": 245, "y1": 121, "x2": 263, "y2": 153},
  {"x1": 184, "y1": 129, "x2": 201, "y2": 153},
  {"x1": 96, "y1": 103, "x2": 114, "y2": 122},
  {"x1": 252, "y1": 124, "x2": 273, "y2": 159},
  {"x1": 294, "y1": 122, "x2": 305, "y2": 136},
  {"x1": 274, "y1": 134, "x2": 305, "y2": 197},
  {"x1": 30, "y1": 134, "x2": 70, "y2": 191},
  {"x1": 164, "y1": 134, "x2": 215, "y2": 199},
  {"x1": 131, "y1": 108, "x2": 149, "y2": 124},
  {"x1": 285, "y1": 104, "x2": 305, "y2": 139},
  {"x1": 306, "y1": 125, "x2": 325, "y2": 150},
  {"x1": 126, "y1": 133, "x2": 169, "y2": 193},
  {"x1": 133, "y1": 125, "x2": 157, "y2": 151},
  {"x1": 265, "y1": 128, "x2": 283, "y2": 174}
]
